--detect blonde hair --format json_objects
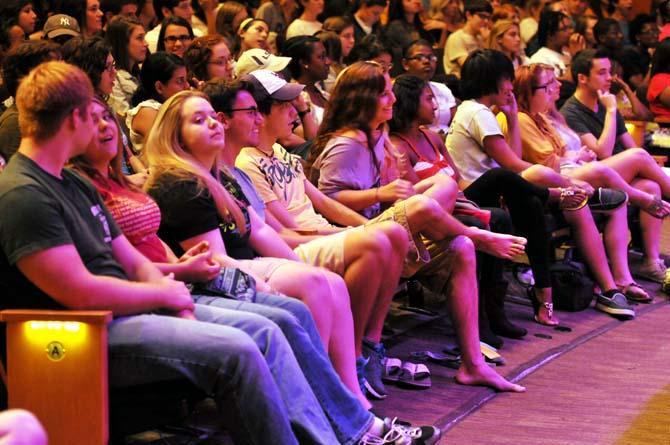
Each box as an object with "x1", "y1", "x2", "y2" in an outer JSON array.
[
  {"x1": 16, "y1": 61, "x2": 93, "y2": 141},
  {"x1": 486, "y1": 20, "x2": 521, "y2": 62},
  {"x1": 143, "y1": 90, "x2": 247, "y2": 233}
]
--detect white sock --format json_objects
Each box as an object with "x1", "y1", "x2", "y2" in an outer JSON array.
[{"x1": 367, "y1": 417, "x2": 385, "y2": 437}]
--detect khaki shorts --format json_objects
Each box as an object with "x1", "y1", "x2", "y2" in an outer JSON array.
[
  {"x1": 294, "y1": 227, "x2": 361, "y2": 275},
  {"x1": 368, "y1": 201, "x2": 457, "y2": 293}
]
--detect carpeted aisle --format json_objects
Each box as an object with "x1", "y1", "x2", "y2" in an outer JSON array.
[{"x1": 442, "y1": 303, "x2": 670, "y2": 445}]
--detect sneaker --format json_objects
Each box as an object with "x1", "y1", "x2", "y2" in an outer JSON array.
[
  {"x1": 635, "y1": 259, "x2": 667, "y2": 283},
  {"x1": 362, "y1": 340, "x2": 388, "y2": 399},
  {"x1": 358, "y1": 418, "x2": 442, "y2": 445},
  {"x1": 595, "y1": 292, "x2": 635, "y2": 319},
  {"x1": 587, "y1": 188, "x2": 628, "y2": 212}
]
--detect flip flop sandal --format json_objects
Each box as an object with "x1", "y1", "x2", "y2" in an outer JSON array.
[
  {"x1": 397, "y1": 362, "x2": 432, "y2": 389},
  {"x1": 410, "y1": 350, "x2": 462, "y2": 370},
  {"x1": 381, "y1": 357, "x2": 403, "y2": 383},
  {"x1": 642, "y1": 196, "x2": 670, "y2": 219},
  {"x1": 618, "y1": 282, "x2": 653, "y2": 303},
  {"x1": 480, "y1": 342, "x2": 506, "y2": 366}
]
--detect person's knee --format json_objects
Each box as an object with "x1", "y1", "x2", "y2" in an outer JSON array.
[
  {"x1": 377, "y1": 221, "x2": 410, "y2": 255},
  {"x1": 590, "y1": 162, "x2": 614, "y2": 178},
  {"x1": 0, "y1": 409, "x2": 47, "y2": 445},
  {"x1": 450, "y1": 235, "x2": 476, "y2": 267},
  {"x1": 406, "y1": 194, "x2": 443, "y2": 223},
  {"x1": 635, "y1": 178, "x2": 660, "y2": 195}
]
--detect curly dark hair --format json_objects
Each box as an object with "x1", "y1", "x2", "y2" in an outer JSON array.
[{"x1": 62, "y1": 35, "x2": 112, "y2": 96}]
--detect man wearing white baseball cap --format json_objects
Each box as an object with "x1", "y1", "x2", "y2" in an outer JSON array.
[{"x1": 235, "y1": 48, "x2": 292, "y2": 78}]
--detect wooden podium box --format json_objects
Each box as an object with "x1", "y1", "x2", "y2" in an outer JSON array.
[{"x1": 0, "y1": 310, "x2": 112, "y2": 445}]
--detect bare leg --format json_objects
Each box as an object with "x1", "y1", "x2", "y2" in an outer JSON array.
[
  {"x1": 414, "y1": 172, "x2": 459, "y2": 213},
  {"x1": 599, "y1": 148, "x2": 670, "y2": 198},
  {"x1": 562, "y1": 206, "x2": 618, "y2": 292},
  {"x1": 443, "y1": 236, "x2": 525, "y2": 392},
  {"x1": 601, "y1": 206, "x2": 636, "y2": 286},
  {"x1": 402, "y1": 195, "x2": 527, "y2": 259},
  {"x1": 566, "y1": 162, "x2": 656, "y2": 208},
  {"x1": 0, "y1": 410, "x2": 47, "y2": 445},
  {"x1": 632, "y1": 178, "x2": 663, "y2": 263}
]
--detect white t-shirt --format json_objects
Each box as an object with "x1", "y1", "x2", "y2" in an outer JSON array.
[
  {"x1": 445, "y1": 100, "x2": 502, "y2": 182},
  {"x1": 427, "y1": 81, "x2": 457, "y2": 134},
  {"x1": 529, "y1": 46, "x2": 570, "y2": 78},
  {"x1": 126, "y1": 98, "x2": 162, "y2": 153},
  {"x1": 443, "y1": 28, "x2": 482, "y2": 77},
  {"x1": 285, "y1": 18, "x2": 322, "y2": 39}
]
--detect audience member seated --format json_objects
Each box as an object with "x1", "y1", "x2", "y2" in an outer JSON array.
[
  {"x1": 183, "y1": 35, "x2": 234, "y2": 86},
  {"x1": 385, "y1": 0, "x2": 436, "y2": 77},
  {"x1": 346, "y1": 33, "x2": 393, "y2": 72},
  {"x1": 256, "y1": 0, "x2": 297, "y2": 38},
  {"x1": 519, "y1": 0, "x2": 543, "y2": 44},
  {"x1": 136, "y1": 0, "x2": 157, "y2": 30},
  {"x1": 427, "y1": 0, "x2": 464, "y2": 48},
  {"x1": 574, "y1": 15, "x2": 598, "y2": 49},
  {"x1": 145, "y1": 0, "x2": 203, "y2": 53},
  {"x1": 0, "y1": 40, "x2": 59, "y2": 162},
  {"x1": 0, "y1": 60, "x2": 349, "y2": 445},
  {"x1": 143, "y1": 89, "x2": 390, "y2": 408},
  {"x1": 619, "y1": 14, "x2": 658, "y2": 91},
  {"x1": 401, "y1": 39, "x2": 457, "y2": 134},
  {"x1": 308, "y1": 60, "x2": 527, "y2": 393},
  {"x1": 206, "y1": 74, "x2": 412, "y2": 400},
  {"x1": 236, "y1": 18, "x2": 270, "y2": 57},
  {"x1": 106, "y1": 15, "x2": 148, "y2": 118},
  {"x1": 349, "y1": 0, "x2": 385, "y2": 44},
  {"x1": 515, "y1": 63, "x2": 670, "y2": 285},
  {"x1": 41, "y1": 13, "x2": 81, "y2": 45},
  {"x1": 284, "y1": 35, "x2": 330, "y2": 127},
  {"x1": 592, "y1": 18, "x2": 624, "y2": 63},
  {"x1": 443, "y1": 0, "x2": 491, "y2": 78},
  {"x1": 285, "y1": 0, "x2": 323, "y2": 39},
  {"x1": 68, "y1": 97, "x2": 437, "y2": 444},
  {"x1": 127, "y1": 52, "x2": 188, "y2": 153},
  {"x1": 0, "y1": 0, "x2": 36, "y2": 53},
  {"x1": 53, "y1": 0, "x2": 103, "y2": 37},
  {"x1": 608, "y1": 0, "x2": 633, "y2": 45},
  {"x1": 529, "y1": 10, "x2": 584, "y2": 80},
  {"x1": 100, "y1": 0, "x2": 139, "y2": 25},
  {"x1": 156, "y1": 16, "x2": 194, "y2": 58},
  {"x1": 214, "y1": 1, "x2": 248, "y2": 47},
  {"x1": 647, "y1": 38, "x2": 670, "y2": 121},
  {"x1": 486, "y1": 19, "x2": 527, "y2": 69},
  {"x1": 447, "y1": 49, "x2": 643, "y2": 320},
  {"x1": 390, "y1": 74, "x2": 529, "y2": 347},
  {"x1": 322, "y1": 16, "x2": 355, "y2": 86}
]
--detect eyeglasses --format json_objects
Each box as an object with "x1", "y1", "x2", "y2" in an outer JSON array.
[
  {"x1": 164, "y1": 35, "x2": 192, "y2": 43},
  {"x1": 405, "y1": 54, "x2": 437, "y2": 63},
  {"x1": 476, "y1": 12, "x2": 492, "y2": 21},
  {"x1": 532, "y1": 78, "x2": 558, "y2": 91},
  {"x1": 209, "y1": 58, "x2": 233, "y2": 66},
  {"x1": 228, "y1": 106, "x2": 260, "y2": 116}
]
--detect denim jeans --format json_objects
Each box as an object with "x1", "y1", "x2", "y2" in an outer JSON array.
[
  {"x1": 107, "y1": 303, "x2": 337, "y2": 445},
  {"x1": 194, "y1": 292, "x2": 374, "y2": 445}
]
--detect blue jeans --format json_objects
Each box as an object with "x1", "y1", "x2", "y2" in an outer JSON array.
[
  {"x1": 107, "y1": 303, "x2": 337, "y2": 445},
  {"x1": 194, "y1": 292, "x2": 374, "y2": 445}
]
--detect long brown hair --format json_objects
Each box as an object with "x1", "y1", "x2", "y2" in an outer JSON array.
[
  {"x1": 143, "y1": 90, "x2": 247, "y2": 233},
  {"x1": 309, "y1": 61, "x2": 386, "y2": 173}
]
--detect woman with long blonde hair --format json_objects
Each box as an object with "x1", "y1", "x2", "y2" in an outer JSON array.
[
  {"x1": 143, "y1": 90, "x2": 376, "y2": 408},
  {"x1": 486, "y1": 19, "x2": 527, "y2": 68}
]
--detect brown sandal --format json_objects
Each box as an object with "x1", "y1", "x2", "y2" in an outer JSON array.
[{"x1": 618, "y1": 282, "x2": 653, "y2": 303}]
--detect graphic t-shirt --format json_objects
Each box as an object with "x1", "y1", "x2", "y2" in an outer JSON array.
[
  {"x1": 148, "y1": 171, "x2": 254, "y2": 259},
  {"x1": 236, "y1": 144, "x2": 334, "y2": 230},
  {"x1": 0, "y1": 154, "x2": 124, "y2": 310}
]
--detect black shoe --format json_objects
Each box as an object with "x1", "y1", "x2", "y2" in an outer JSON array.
[
  {"x1": 484, "y1": 281, "x2": 527, "y2": 339},
  {"x1": 478, "y1": 290, "x2": 503, "y2": 349},
  {"x1": 362, "y1": 339, "x2": 388, "y2": 399},
  {"x1": 587, "y1": 188, "x2": 627, "y2": 212}
]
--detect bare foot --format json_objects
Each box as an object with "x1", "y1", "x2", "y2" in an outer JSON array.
[
  {"x1": 470, "y1": 229, "x2": 527, "y2": 260},
  {"x1": 455, "y1": 363, "x2": 526, "y2": 393}
]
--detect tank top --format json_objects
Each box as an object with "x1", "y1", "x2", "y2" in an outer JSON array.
[{"x1": 391, "y1": 129, "x2": 456, "y2": 180}]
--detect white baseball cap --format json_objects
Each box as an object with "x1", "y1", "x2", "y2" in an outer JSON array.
[
  {"x1": 243, "y1": 69, "x2": 304, "y2": 101},
  {"x1": 235, "y1": 48, "x2": 292, "y2": 78}
]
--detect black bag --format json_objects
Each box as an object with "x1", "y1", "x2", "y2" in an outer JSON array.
[
  {"x1": 549, "y1": 260, "x2": 594, "y2": 312},
  {"x1": 189, "y1": 267, "x2": 257, "y2": 302}
]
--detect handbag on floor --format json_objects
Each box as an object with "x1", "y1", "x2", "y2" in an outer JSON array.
[{"x1": 549, "y1": 259, "x2": 594, "y2": 312}]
